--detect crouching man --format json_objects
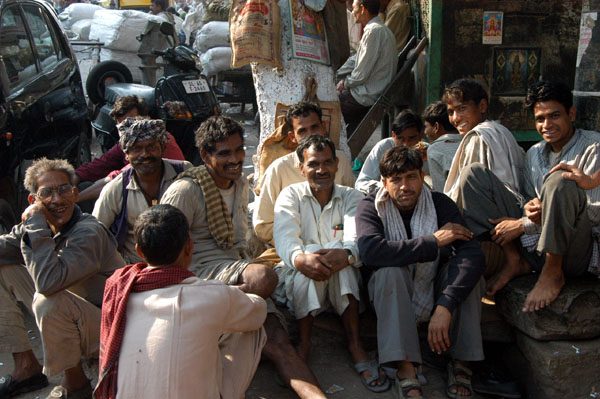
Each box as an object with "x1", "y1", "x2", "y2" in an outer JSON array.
[
  {"x1": 0, "y1": 158, "x2": 125, "y2": 399},
  {"x1": 356, "y1": 146, "x2": 486, "y2": 398},
  {"x1": 273, "y1": 135, "x2": 389, "y2": 393},
  {"x1": 96, "y1": 205, "x2": 266, "y2": 399}
]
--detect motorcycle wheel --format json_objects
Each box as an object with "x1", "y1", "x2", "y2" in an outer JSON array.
[{"x1": 86, "y1": 61, "x2": 133, "y2": 105}]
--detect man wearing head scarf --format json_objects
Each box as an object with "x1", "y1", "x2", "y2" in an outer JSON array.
[{"x1": 93, "y1": 118, "x2": 192, "y2": 263}]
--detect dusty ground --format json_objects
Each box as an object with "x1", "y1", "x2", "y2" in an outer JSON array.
[{"x1": 0, "y1": 108, "x2": 492, "y2": 399}]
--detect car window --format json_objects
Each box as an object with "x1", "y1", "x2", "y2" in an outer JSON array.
[
  {"x1": 22, "y1": 5, "x2": 59, "y2": 72},
  {"x1": 0, "y1": 6, "x2": 38, "y2": 89}
]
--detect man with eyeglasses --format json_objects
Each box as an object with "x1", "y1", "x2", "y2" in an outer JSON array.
[{"x1": 0, "y1": 158, "x2": 125, "y2": 399}]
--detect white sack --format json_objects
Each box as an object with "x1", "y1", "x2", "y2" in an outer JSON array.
[
  {"x1": 90, "y1": 9, "x2": 162, "y2": 52},
  {"x1": 59, "y1": 3, "x2": 103, "y2": 29},
  {"x1": 194, "y1": 21, "x2": 229, "y2": 53},
  {"x1": 199, "y1": 46, "x2": 231, "y2": 76},
  {"x1": 71, "y1": 19, "x2": 93, "y2": 41}
]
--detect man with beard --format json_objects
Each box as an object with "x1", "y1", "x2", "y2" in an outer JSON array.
[
  {"x1": 161, "y1": 116, "x2": 328, "y2": 399},
  {"x1": 93, "y1": 118, "x2": 192, "y2": 263},
  {"x1": 273, "y1": 136, "x2": 389, "y2": 393},
  {"x1": 356, "y1": 146, "x2": 485, "y2": 398},
  {"x1": 0, "y1": 158, "x2": 125, "y2": 399}
]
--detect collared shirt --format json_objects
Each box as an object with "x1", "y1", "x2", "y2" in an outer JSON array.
[
  {"x1": 337, "y1": 16, "x2": 397, "y2": 106},
  {"x1": 160, "y1": 174, "x2": 250, "y2": 267},
  {"x1": 93, "y1": 160, "x2": 192, "y2": 263},
  {"x1": 522, "y1": 128, "x2": 600, "y2": 232},
  {"x1": 0, "y1": 208, "x2": 125, "y2": 306},
  {"x1": 253, "y1": 150, "x2": 355, "y2": 245},
  {"x1": 428, "y1": 133, "x2": 462, "y2": 192},
  {"x1": 274, "y1": 182, "x2": 364, "y2": 269},
  {"x1": 380, "y1": 0, "x2": 411, "y2": 51}
]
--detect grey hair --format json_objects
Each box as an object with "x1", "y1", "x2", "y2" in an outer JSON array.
[{"x1": 24, "y1": 158, "x2": 77, "y2": 194}]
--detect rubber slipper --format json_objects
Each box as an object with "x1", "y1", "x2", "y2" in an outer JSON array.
[{"x1": 353, "y1": 359, "x2": 391, "y2": 393}]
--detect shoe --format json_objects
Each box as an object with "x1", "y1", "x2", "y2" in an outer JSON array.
[
  {"x1": 472, "y1": 369, "x2": 521, "y2": 398},
  {"x1": 46, "y1": 383, "x2": 93, "y2": 399},
  {"x1": 353, "y1": 359, "x2": 391, "y2": 393},
  {"x1": 0, "y1": 373, "x2": 48, "y2": 398}
]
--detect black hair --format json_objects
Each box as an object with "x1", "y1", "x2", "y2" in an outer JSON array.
[
  {"x1": 195, "y1": 115, "x2": 244, "y2": 153},
  {"x1": 442, "y1": 78, "x2": 488, "y2": 106},
  {"x1": 285, "y1": 102, "x2": 323, "y2": 130},
  {"x1": 358, "y1": 0, "x2": 380, "y2": 16},
  {"x1": 422, "y1": 101, "x2": 456, "y2": 132},
  {"x1": 134, "y1": 204, "x2": 190, "y2": 266},
  {"x1": 151, "y1": 0, "x2": 167, "y2": 11},
  {"x1": 379, "y1": 145, "x2": 423, "y2": 178},
  {"x1": 296, "y1": 135, "x2": 336, "y2": 163},
  {"x1": 525, "y1": 80, "x2": 573, "y2": 113},
  {"x1": 391, "y1": 109, "x2": 423, "y2": 135}
]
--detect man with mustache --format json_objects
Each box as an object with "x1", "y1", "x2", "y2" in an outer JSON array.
[
  {"x1": 273, "y1": 135, "x2": 390, "y2": 393},
  {"x1": 356, "y1": 146, "x2": 485, "y2": 399},
  {"x1": 0, "y1": 158, "x2": 125, "y2": 399},
  {"x1": 161, "y1": 116, "x2": 329, "y2": 399},
  {"x1": 93, "y1": 117, "x2": 191, "y2": 263}
]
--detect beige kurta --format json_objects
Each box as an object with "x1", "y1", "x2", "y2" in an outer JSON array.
[
  {"x1": 253, "y1": 150, "x2": 355, "y2": 245},
  {"x1": 93, "y1": 160, "x2": 192, "y2": 263},
  {"x1": 116, "y1": 277, "x2": 267, "y2": 399},
  {"x1": 160, "y1": 175, "x2": 250, "y2": 269},
  {"x1": 380, "y1": 0, "x2": 411, "y2": 52}
]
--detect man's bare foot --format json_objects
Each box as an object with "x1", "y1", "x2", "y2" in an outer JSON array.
[
  {"x1": 523, "y1": 268, "x2": 565, "y2": 312},
  {"x1": 296, "y1": 341, "x2": 311, "y2": 363},
  {"x1": 486, "y1": 256, "x2": 530, "y2": 296}
]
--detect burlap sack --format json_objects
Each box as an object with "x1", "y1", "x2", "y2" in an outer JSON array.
[{"x1": 229, "y1": 0, "x2": 283, "y2": 69}]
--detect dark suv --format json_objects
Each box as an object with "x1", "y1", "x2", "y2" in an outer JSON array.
[{"x1": 0, "y1": 0, "x2": 90, "y2": 231}]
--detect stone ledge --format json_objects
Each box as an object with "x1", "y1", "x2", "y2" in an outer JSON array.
[{"x1": 495, "y1": 274, "x2": 600, "y2": 340}]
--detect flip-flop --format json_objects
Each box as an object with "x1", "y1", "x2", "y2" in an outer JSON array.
[{"x1": 353, "y1": 359, "x2": 391, "y2": 393}]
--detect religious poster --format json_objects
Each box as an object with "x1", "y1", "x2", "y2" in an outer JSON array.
[
  {"x1": 288, "y1": 0, "x2": 330, "y2": 65},
  {"x1": 492, "y1": 48, "x2": 541, "y2": 95},
  {"x1": 483, "y1": 11, "x2": 503, "y2": 45}
]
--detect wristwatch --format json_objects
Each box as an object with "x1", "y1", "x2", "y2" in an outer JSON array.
[{"x1": 345, "y1": 249, "x2": 355, "y2": 265}]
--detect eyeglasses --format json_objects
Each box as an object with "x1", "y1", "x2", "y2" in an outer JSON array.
[{"x1": 36, "y1": 184, "x2": 74, "y2": 200}]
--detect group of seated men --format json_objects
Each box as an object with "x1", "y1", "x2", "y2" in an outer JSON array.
[{"x1": 0, "y1": 77, "x2": 599, "y2": 399}]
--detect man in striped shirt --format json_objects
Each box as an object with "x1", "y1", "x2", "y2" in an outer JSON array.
[{"x1": 458, "y1": 80, "x2": 600, "y2": 312}]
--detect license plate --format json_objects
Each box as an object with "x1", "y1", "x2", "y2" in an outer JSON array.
[{"x1": 182, "y1": 79, "x2": 210, "y2": 94}]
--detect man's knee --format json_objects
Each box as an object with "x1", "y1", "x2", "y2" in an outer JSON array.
[
  {"x1": 32, "y1": 290, "x2": 70, "y2": 320},
  {"x1": 542, "y1": 170, "x2": 583, "y2": 201},
  {"x1": 243, "y1": 263, "x2": 278, "y2": 298},
  {"x1": 459, "y1": 162, "x2": 488, "y2": 185}
]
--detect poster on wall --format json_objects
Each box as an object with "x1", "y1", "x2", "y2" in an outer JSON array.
[
  {"x1": 576, "y1": 12, "x2": 597, "y2": 67},
  {"x1": 483, "y1": 11, "x2": 503, "y2": 45},
  {"x1": 289, "y1": 0, "x2": 330, "y2": 65},
  {"x1": 492, "y1": 47, "x2": 541, "y2": 95}
]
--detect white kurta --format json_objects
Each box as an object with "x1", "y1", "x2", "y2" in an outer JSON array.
[
  {"x1": 273, "y1": 182, "x2": 363, "y2": 318},
  {"x1": 116, "y1": 277, "x2": 267, "y2": 399}
]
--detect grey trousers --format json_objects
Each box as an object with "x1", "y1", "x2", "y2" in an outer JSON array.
[
  {"x1": 368, "y1": 264, "x2": 485, "y2": 365},
  {"x1": 455, "y1": 163, "x2": 593, "y2": 275}
]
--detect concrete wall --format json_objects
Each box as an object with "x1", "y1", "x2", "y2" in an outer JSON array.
[{"x1": 434, "y1": 1, "x2": 581, "y2": 132}]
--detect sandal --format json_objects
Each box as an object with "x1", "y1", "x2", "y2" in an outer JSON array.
[
  {"x1": 394, "y1": 377, "x2": 423, "y2": 399},
  {"x1": 446, "y1": 360, "x2": 473, "y2": 398},
  {"x1": 353, "y1": 359, "x2": 391, "y2": 393},
  {"x1": 0, "y1": 373, "x2": 48, "y2": 398}
]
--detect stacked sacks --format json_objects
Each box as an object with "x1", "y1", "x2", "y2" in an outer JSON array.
[
  {"x1": 193, "y1": 21, "x2": 231, "y2": 76},
  {"x1": 89, "y1": 9, "x2": 166, "y2": 83},
  {"x1": 58, "y1": 3, "x2": 103, "y2": 39}
]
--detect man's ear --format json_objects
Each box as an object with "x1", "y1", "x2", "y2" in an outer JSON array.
[
  {"x1": 199, "y1": 148, "x2": 208, "y2": 164},
  {"x1": 477, "y1": 98, "x2": 488, "y2": 114},
  {"x1": 433, "y1": 122, "x2": 441, "y2": 135},
  {"x1": 72, "y1": 186, "x2": 79, "y2": 203},
  {"x1": 287, "y1": 130, "x2": 298, "y2": 145},
  {"x1": 568, "y1": 106, "x2": 576, "y2": 123},
  {"x1": 28, "y1": 194, "x2": 36, "y2": 205},
  {"x1": 135, "y1": 243, "x2": 146, "y2": 260},
  {"x1": 299, "y1": 160, "x2": 306, "y2": 176}
]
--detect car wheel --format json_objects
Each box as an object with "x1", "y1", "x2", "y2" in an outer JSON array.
[
  {"x1": 0, "y1": 199, "x2": 17, "y2": 234},
  {"x1": 86, "y1": 61, "x2": 133, "y2": 105}
]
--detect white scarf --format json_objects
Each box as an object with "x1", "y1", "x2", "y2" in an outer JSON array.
[{"x1": 374, "y1": 184, "x2": 439, "y2": 322}]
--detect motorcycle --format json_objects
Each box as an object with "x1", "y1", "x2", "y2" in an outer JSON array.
[{"x1": 86, "y1": 22, "x2": 219, "y2": 165}]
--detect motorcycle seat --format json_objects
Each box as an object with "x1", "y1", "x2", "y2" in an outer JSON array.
[{"x1": 104, "y1": 84, "x2": 156, "y2": 112}]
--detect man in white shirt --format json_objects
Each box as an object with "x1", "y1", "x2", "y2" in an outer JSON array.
[
  {"x1": 337, "y1": 0, "x2": 397, "y2": 134},
  {"x1": 274, "y1": 135, "x2": 389, "y2": 393},
  {"x1": 356, "y1": 109, "x2": 427, "y2": 194},
  {"x1": 254, "y1": 102, "x2": 355, "y2": 266}
]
